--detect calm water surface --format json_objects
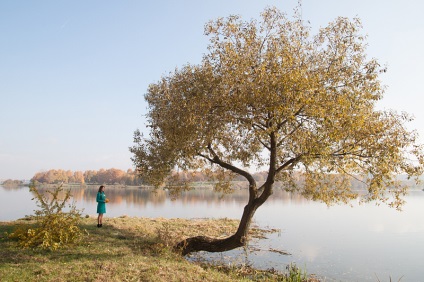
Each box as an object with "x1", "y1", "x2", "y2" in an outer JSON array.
[{"x1": 1, "y1": 185, "x2": 423, "y2": 281}]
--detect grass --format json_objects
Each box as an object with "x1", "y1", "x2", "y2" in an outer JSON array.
[{"x1": 0, "y1": 216, "x2": 318, "y2": 282}]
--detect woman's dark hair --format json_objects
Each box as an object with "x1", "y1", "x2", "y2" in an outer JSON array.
[{"x1": 98, "y1": 185, "x2": 105, "y2": 192}]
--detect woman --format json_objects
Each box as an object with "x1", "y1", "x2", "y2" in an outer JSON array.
[{"x1": 96, "y1": 185, "x2": 107, "y2": 227}]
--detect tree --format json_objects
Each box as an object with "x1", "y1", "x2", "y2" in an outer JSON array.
[
  {"x1": 8, "y1": 185, "x2": 85, "y2": 250},
  {"x1": 130, "y1": 7, "x2": 424, "y2": 255},
  {"x1": 73, "y1": 171, "x2": 85, "y2": 184}
]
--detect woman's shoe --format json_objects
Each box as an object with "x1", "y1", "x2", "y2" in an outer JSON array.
[
  {"x1": 100, "y1": 224, "x2": 103, "y2": 227},
  {"x1": 97, "y1": 224, "x2": 101, "y2": 228}
]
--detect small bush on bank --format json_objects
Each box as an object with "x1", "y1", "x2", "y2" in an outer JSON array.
[{"x1": 8, "y1": 185, "x2": 86, "y2": 250}]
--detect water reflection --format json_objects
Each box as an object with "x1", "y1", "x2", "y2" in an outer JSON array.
[
  {"x1": 1, "y1": 185, "x2": 424, "y2": 281},
  {"x1": 29, "y1": 185, "x2": 314, "y2": 208}
]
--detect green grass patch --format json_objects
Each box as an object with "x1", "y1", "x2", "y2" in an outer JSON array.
[{"x1": 1, "y1": 217, "x2": 318, "y2": 281}]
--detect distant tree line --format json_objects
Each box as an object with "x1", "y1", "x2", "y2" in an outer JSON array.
[
  {"x1": 31, "y1": 168, "x2": 144, "y2": 186},
  {"x1": 30, "y1": 168, "x2": 271, "y2": 186},
  {"x1": 1, "y1": 179, "x2": 25, "y2": 187},
  {"x1": 29, "y1": 168, "x2": 380, "y2": 190}
]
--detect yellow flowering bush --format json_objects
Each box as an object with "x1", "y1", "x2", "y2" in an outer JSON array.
[{"x1": 8, "y1": 185, "x2": 86, "y2": 250}]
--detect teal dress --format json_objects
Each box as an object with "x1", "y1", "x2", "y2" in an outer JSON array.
[{"x1": 96, "y1": 192, "x2": 106, "y2": 214}]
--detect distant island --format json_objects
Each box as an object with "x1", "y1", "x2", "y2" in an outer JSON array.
[{"x1": 0, "y1": 179, "x2": 28, "y2": 188}]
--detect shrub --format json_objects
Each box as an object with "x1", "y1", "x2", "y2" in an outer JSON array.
[{"x1": 8, "y1": 185, "x2": 86, "y2": 250}]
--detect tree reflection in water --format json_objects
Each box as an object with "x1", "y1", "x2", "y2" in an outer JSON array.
[{"x1": 31, "y1": 184, "x2": 312, "y2": 208}]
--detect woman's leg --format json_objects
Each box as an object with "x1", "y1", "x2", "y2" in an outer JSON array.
[{"x1": 97, "y1": 213, "x2": 102, "y2": 227}]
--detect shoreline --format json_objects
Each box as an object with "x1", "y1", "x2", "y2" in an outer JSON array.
[{"x1": 0, "y1": 216, "x2": 320, "y2": 281}]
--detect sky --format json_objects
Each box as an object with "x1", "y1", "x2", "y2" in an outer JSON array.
[{"x1": 1, "y1": 0, "x2": 423, "y2": 180}]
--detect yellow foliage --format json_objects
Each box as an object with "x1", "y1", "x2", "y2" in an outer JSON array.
[
  {"x1": 130, "y1": 7, "x2": 424, "y2": 209},
  {"x1": 8, "y1": 185, "x2": 86, "y2": 250}
]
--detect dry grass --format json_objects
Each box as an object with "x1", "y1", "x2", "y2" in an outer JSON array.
[{"x1": 0, "y1": 217, "x2": 317, "y2": 282}]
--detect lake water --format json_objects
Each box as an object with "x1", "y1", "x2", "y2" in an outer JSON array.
[{"x1": 1, "y1": 185, "x2": 423, "y2": 281}]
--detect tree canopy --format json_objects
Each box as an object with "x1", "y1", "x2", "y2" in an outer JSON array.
[{"x1": 131, "y1": 7, "x2": 423, "y2": 254}]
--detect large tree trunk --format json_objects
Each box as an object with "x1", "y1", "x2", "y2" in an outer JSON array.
[
  {"x1": 174, "y1": 185, "x2": 272, "y2": 255},
  {"x1": 175, "y1": 136, "x2": 277, "y2": 255}
]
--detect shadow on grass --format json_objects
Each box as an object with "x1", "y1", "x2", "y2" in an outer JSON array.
[{"x1": 0, "y1": 220, "x2": 163, "y2": 266}]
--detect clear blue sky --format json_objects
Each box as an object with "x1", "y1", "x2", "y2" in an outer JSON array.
[{"x1": 1, "y1": 0, "x2": 423, "y2": 180}]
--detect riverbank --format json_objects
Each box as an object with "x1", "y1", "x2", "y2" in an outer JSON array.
[{"x1": 0, "y1": 216, "x2": 320, "y2": 282}]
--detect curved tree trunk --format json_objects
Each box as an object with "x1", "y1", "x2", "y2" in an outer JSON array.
[
  {"x1": 175, "y1": 133, "x2": 278, "y2": 255},
  {"x1": 174, "y1": 183, "x2": 272, "y2": 255},
  {"x1": 174, "y1": 234, "x2": 245, "y2": 256}
]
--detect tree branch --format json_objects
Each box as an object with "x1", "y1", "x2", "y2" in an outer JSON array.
[
  {"x1": 276, "y1": 105, "x2": 305, "y2": 131},
  {"x1": 257, "y1": 131, "x2": 277, "y2": 204},
  {"x1": 276, "y1": 154, "x2": 303, "y2": 173},
  {"x1": 206, "y1": 144, "x2": 257, "y2": 200},
  {"x1": 334, "y1": 162, "x2": 367, "y2": 186},
  {"x1": 276, "y1": 121, "x2": 304, "y2": 147},
  {"x1": 257, "y1": 137, "x2": 270, "y2": 151},
  {"x1": 197, "y1": 152, "x2": 214, "y2": 163}
]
